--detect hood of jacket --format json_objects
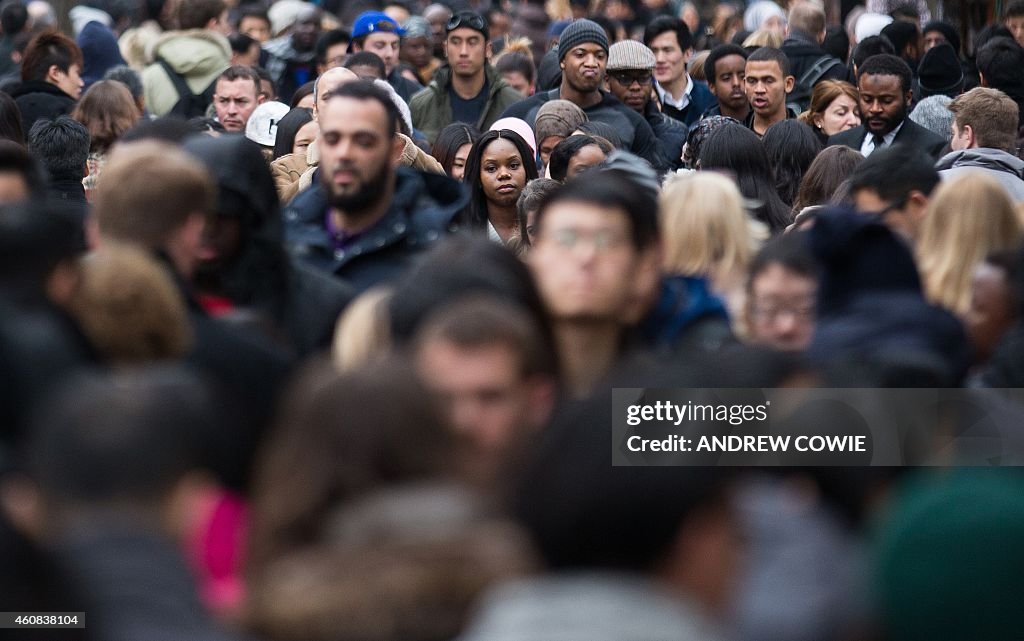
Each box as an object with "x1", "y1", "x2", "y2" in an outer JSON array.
[
  {"x1": 183, "y1": 135, "x2": 290, "y2": 311},
  {"x1": 147, "y1": 29, "x2": 231, "y2": 76},
  {"x1": 78, "y1": 20, "x2": 126, "y2": 86},
  {"x1": 935, "y1": 147, "x2": 1024, "y2": 177},
  {"x1": 69, "y1": 5, "x2": 112, "y2": 35}
]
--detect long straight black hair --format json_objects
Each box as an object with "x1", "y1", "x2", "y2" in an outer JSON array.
[
  {"x1": 461, "y1": 129, "x2": 539, "y2": 230},
  {"x1": 699, "y1": 122, "x2": 792, "y2": 233}
]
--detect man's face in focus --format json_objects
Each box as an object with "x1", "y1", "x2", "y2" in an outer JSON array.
[
  {"x1": 710, "y1": 54, "x2": 748, "y2": 113},
  {"x1": 858, "y1": 73, "x2": 910, "y2": 136},
  {"x1": 317, "y1": 96, "x2": 401, "y2": 215},
  {"x1": 606, "y1": 67, "x2": 653, "y2": 112},
  {"x1": 214, "y1": 77, "x2": 262, "y2": 132}
]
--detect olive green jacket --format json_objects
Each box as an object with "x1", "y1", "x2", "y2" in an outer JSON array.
[{"x1": 409, "y1": 64, "x2": 524, "y2": 144}]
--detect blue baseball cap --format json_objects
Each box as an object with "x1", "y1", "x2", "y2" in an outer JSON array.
[{"x1": 351, "y1": 11, "x2": 405, "y2": 39}]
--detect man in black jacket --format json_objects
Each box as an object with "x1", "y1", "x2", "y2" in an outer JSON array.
[
  {"x1": 828, "y1": 54, "x2": 947, "y2": 159},
  {"x1": 781, "y1": 2, "x2": 851, "y2": 91},
  {"x1": 284, "y1": 81, "x2": 467, "y2": 293},
  {"x1": 604, "y1": 40, "x2": 686, "y2": 169},
  {"x1": 8, "y1": 30, "x2": 83, "y2": 133}
]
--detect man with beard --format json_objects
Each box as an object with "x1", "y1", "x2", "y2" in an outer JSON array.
[
  {"x1": 410, "y1": 11, "x2": 523, "y2": 144},
  {"x1": 701, "y1": 44, "x2": 750, "y2": 121},
  {"x1": 283, "y1": 81, "x2": 468, "y2": 293},
  {"x1": 527, "y1": 169, "x2": 660, "y2": 397},
  {"x1": 263, "y1": 4, "x2": 321, "y2": 103},
  {"x1": 827, "y1": 54, "x2": 946, "y2": 159},
  {"x1": 501, "y1": 19, "x2": 669, "y2": 172}
]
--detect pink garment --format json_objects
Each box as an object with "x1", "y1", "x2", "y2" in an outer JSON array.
[
  {"x1": 184, "y1": 489, "x2": 249, "y2": 617},
  {"x1": 490, "y1": 117, "x2": 537, "y2": 155}
]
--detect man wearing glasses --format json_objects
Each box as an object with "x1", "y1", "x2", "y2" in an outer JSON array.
[
  {"x1": 349, "y1": 11, "x2": 422, "y2": 102},
  {"x1": 527, "y1": 171, "x2": 660, "y2": 398},
  {"x1": 410, "y1": 10, "x2": 524, "y2": 144},
  {"x1": 605, "y1": 40, "x2": 687, "y2": 169}
]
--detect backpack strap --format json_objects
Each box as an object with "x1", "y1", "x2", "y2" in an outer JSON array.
[
  {"x1": 157, "y1": 58, "x2": 196, "y2": 100},
  {"x1": 797, "y1": 55, "x2": 845, "y2": 89}
]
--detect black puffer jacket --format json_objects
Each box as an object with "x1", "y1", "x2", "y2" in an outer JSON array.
[
  {"x1": 8, "y1": 80, "x2": 76, "y2": 133},
  {"x1": 284, "y1": 167, "x2": 469, "y2": 294}
]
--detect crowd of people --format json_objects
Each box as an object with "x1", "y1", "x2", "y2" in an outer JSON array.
[{"x1": 3, "y1": 0, "x2": 1024, "y2": 639}]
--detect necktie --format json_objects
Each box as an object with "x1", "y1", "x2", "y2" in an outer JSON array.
[{"x1": 872, "y1": 133, "x2": 886, "y2": 152}]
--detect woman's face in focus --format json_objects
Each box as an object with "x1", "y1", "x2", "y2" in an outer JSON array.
[
  {"x1": 816, "y1": 93, "x2": 861, "y2": 136},
  {"x1": 479, "y1": 138, "x2": 527, "y2": 206}
]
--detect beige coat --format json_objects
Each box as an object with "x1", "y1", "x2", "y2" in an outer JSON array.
[{"x1": 270, "y1": 134, "x2": 445, "y2": 204}]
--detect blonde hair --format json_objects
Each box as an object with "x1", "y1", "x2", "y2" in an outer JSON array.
[
  {"x1": 917, "y1": 173, "x2": 1023, "y2": 315},
  {"x1": 660, "y1": 171, "x2": 763, "y2": 280},
  {"x1": 494, "y1": 36, "x2": 535, "y2": 64},
  {"x1": 69, "y1": 243, "x2": 192, "y2": 364},
  {"x1": 332, "y1": 286, "x2": 394, "y2": 371},
  {"x1": 742, "y1": 29, "x2": 783, "y2": 49},
  {"x1": 689, "y1": 50, "x2": 711, "y2": 82}
]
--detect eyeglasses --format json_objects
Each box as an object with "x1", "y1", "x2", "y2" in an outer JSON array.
[
  {"x1": 541, "y1": 227, "x2": 630, "y2": 252},
  {"x1": 750, "y1": 302, "x2": 815, "y2": 323},
  {"x1": 446, "y1": 12, "x2": 487, "y2": 34},
  {"x1": 607, "y1": 70, "x2": 652, "y2": 86}
]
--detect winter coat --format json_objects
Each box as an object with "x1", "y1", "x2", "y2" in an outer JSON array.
[
  {"x1": 643, "y1": 100, "x2": 688, "y2": 169},
  {"x1": 388, "y1": 68, "x2": 423, "y2": 104},
  {"x1": 8, "y1": 80, "x2": 76, "y2": 133},
  {"x1": 781, "y1": 32, "x2": 853, "y2": 86},
  {"x1": 141, "y1": 29, "x2": 230, "y2": 116},
  {"x1": 637, "y1": 275, "x2": 733, "y2": 354},
  {"x1": 410, "y1": 64, "x2": 525, "y2": 144},
  {"x1": 284, "y1": 167, "x2": 468, "y2": 293},
  {"x1": 935, "y1": 147, "x2": 1024, "y2": 202}
]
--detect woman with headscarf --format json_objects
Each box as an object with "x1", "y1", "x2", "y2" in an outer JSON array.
[{"x1": 532, "y1": 99, "x2": 587, "y2": 170}]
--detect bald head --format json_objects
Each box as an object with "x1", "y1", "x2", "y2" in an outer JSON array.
[
  {"x1": 788, "y1": 1, "x2": 826, "y2": 40},
  {"x1": 314, "y1": 67, "x2": 359, "y2": 119}
]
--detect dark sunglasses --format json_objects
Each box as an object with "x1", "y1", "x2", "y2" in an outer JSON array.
[
  {"x1": 446, "y1": 12, "x2": 487, "y2": 34},
  {"x1": 608, "y1": 70, "x2": 652, "y2": 86}
]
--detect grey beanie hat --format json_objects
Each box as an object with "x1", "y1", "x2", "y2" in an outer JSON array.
[
  {"x1": 909, "y1": 95, "x2": 954, "y2": 142},
  {"x1": 557, "y1": 19, "x2": 609, "y2": 62}
]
